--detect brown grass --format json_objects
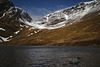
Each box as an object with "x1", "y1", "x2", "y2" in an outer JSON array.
[{"x1": 1, "y1": 15, "x2": 100, "y2": 46}]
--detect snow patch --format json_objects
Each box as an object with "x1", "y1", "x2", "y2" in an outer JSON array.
[
  {"x1": 29, "y1": 27, "x2": 35, "y2": 30},
  {"x1": 84, "y1": 1, "x2": 94, "y2": 4},
  {"x1": 64, "y1": 14, "x2": 68, "y2": 20},
  {"x1": 20, "y1": 24, "x2": 24, "y2": 27},
  {"x1": 19, "y1": 18, "x2": 32, "y2": 27},
  {"x1": 9, "y1": 36, "x2": 13, "y2": 38},
  {"x1": 34, "y1": 31, "x2": 37, "y2": 33},
  {"x1": 0, "y1": 36, "x2": 10, "y2": 42},
  {"x1": 27, "y1": 30, "x2": 41, "y2": 37},
  {"x1": 0, "y1": 35, "x2": 13, "y2": 42},
  {"x1": 14, "y1": 30, "x2": 20, "y2": 34},
  {"x1": 20, "y1": 28, "x2": 23, "y2": 30},
  {"x1": 27, "y1": 33, "x2": 33, "y2": 36},
  {"x1": 0, "y1": 12, "x2": 6, "y2": 19},
  {"x1": 0, "y1": 28, "x2": 6, "y2": 31}
]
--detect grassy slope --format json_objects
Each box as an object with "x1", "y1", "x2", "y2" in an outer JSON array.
[{"x1": 1, "y1": 15, "x2": 100, "y2": 46}]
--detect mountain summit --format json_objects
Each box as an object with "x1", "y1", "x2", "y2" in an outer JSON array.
[
  {"x1": 0, "y1": 0, "x2": 14, "y2": 17},
  {"x1": 31, "y1": 0, "x2": 100, "y2": 29}
]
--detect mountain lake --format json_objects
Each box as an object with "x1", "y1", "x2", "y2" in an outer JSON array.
[{"x1": 0, "y1": 46, "x2": 100, "y2": 67}]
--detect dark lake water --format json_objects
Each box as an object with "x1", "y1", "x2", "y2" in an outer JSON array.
[{"x1": 0, "y1": 46, "x2": 100, "y2": 67}]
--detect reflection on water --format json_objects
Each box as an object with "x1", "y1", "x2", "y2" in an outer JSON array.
[{"x1": 0, "y1": 46, "x2": 100, "y2": 67}]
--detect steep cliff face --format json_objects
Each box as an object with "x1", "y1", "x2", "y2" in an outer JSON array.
[
  {"x1": 0, "y1": 0, "x2": 14, "y2": 17},
  {"x1": 0, "y1": 0, "x2": 32, "y2": 42}
]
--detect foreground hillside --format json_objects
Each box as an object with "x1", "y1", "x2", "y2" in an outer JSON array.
[{"x1": 1, "y1": 14, "x2": 100, "y2": 46}]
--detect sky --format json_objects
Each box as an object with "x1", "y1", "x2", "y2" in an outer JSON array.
[{"x1": 11, "y1": 0, "x2": 93, "y2": 20}]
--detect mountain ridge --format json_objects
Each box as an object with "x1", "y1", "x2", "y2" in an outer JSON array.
[
  {"x1": 0, "y1": 0, "x2": 100, "y2": 46},
  {"x1": 30, "y1": 0, "x2": 100, "y2": 29}
]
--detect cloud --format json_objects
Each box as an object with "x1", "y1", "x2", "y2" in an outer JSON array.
[
  {"x1": 31, "y1": 8, "x2": 52, "y2": 16},
  {"x1": 22, "y1": 7, "x2": 52, "y2": 21},
  {"x1": 23, "y1": 7, "x2": 52, "y2": 16},
  {"x1": 21, "y1": 5, "x2": 67, "y2": 21},
  {"x1": 31, "y1": 15, "x2": 42, "y2": 21}
]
